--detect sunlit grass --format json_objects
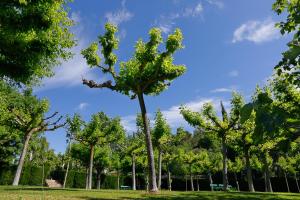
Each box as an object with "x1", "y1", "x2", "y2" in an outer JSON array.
[{"x1": 1, "y1": 186, "x2": 300, "y2": 200}]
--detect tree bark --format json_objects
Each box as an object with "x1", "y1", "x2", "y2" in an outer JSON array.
[
  {"x1": 13, "y1": 129, "x2": 35, "y2": 186},
  {"x1": 263, "y1": 157, "x2": 273, "y2": 192},
  {"x1": 167, "y1": 167, "x2": 172, "y2": 191},
  {"x1": 196, "y1": 176, "x2": 199, "y2": 191},
  {"x1": 295, "y1": 174, "x2": 300, "y2": 193},
  {"x1": 158, "y1": 150, "x2": 162, "y2": 190},
  {"x1": 234, "y1": 172, "x2": 240, "y2": 191},
  {"x1": 190, "y1": 165, "x2": 194, "y2": 191},
  {"x1": 221, "y1": 135, "x2": 229, "y2": 191},
  {"x1": 185, "y1": 175, "x2": 187, "y2": 192},
  {"x1": 63, "y1": 142, "x2": 72, "y2": 188},
  {"x1": 88, "y1": 145, "x2": 94, "y2": 190},
  {"x1": 132, "y1": 154, "x2": 136, "y2": 190},
  {"x1": 117, "y1": 170, "x2": 120, "y2": 190},
  {"x1": 96, "y1": 170, "x2": 101, "y2": 189},
  {"x1": 85, "y1": 167, "x2": 89, "y2": 190},
  {"x1": 137, "y1": 92, "x2": 158, "y2": 192},
  {"x1": 208, "y1": 172, "x2": 213, "y2": 191},
  {"x1": 284, "y1": 171, "x2": 290, "y2": 193},
  {"x1": 245, "y1": 147, "x2": 255, "y2": 192}
]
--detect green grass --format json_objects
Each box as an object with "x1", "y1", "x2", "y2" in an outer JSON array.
[{"x1": 1, "y1": 186, "x2": 300, "y2": 200}]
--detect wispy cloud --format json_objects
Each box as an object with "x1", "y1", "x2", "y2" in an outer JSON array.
[
  {"x1": 228, "y1": 70, "x2": 239, "y2": 77},
  {"x1": 105, "y1": 0, "x2": 133, "y2": 26},
  {"x1": 232, "y1": 18, "x2": 280, "y2": 44},
  {"x1": 36, "y1": 12, "x2": 99, "y2": 91},
  {"x1": 210, "y1": 85, "x2": 237, "y2": 93},
  {"x1": 206, "y1": 0, "x2": 224, "y2": 9},
  {"x1": 121, "y1": 97, "x2": 229, "y2": 133},
  {"x1": 76, "y1": 102, "x2": 89, "y2": 111},
  {"x1": 155, "y1": 2, "x2": 204, "y2": 34}
]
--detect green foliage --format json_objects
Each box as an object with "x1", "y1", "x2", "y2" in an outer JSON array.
[
  {"x1": 82, "y1": 23, "x2": 186, "y2": 98},
  {"x1": 0, "y1": 0, "x2": 75, "y2": 85},
  {"x1": 272, "y1": 0, "x2": 300, "y2": 86}
]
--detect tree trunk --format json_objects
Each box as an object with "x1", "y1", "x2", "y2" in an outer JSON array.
[
  {"x1": 97, "y1": 170, "x2": 101, "y2": 189},
  {"x1": 167, "y1": 168, "x2": 172, "y2": 191},
  {"x1": 190, "y1": 166, "x2": 194, "y2": 191},
  {"x1": 132, "y1": 154, "x2": 136, "y2": 190},
  {"x1": 63, "y1": 142, "x2": 72, "y2": 188},
  {"x1": 221, "y1": 135, "x2": 228, "y2": 191},
  {"x1": 88, "y1": 145, "x2": 94, "y2": 190},
  {"x1": 185, "y1": 175, "x2": 187, "y2": 192},
  {"x1": 13, "y1": 129, "x2": 35, "y2": 186},
  {"x1": 234, "y1": 172, "x2": 240, "y2": 191},
  {"x1": 295, "y1": 174, "x2": 300, "y2": 193},
  {"x1": 158, "y1": 150, "x2": 162, "y2": 190},
  {"x1": 117, "y1": 170, "x2": 120, "y2": 190},
  {"x1": 208, "y1": 172, "x2": 213, "y2": 191},
  {"x1": 284, "y1": 171, "x2": 290, "y2": 193},
  {"x1": 85, "y1": 167, "x2": 89, "y2": 190},
  {"x1": 137, "y1": 92, "x2": 158, "y2": 192},
  {"x1": 263, "y1": 157, "x2": 273, "y2": 192},
  {"x1": 196, "y1": 176, "x2": 199, "y2": 191},
  {"x1": 245, "y1": 148, "x2": 255, "y2": 192}
]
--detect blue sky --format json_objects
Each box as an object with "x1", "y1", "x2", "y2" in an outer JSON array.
[{"x1": 35, "y1": 0, "x2": 291, "y2": 153}]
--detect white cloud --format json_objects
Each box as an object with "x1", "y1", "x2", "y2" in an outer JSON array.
[
  {"x1": 105, "y1": 0, "x2": 133, "y2": 26},
  {"x1": 121, "y1": 97, "x2": 230, "y2": 133},
  {"x1": 210, "y1": 85, "x2": 237, "y2": 93},
  {"x1": 36, "y1": 12, "x2": 100, "y2": 91},
  {"x1": 228, "y1": 70, "x2": 239, "y2": 77},
  {"x1": 232, "y1": 18, "x2": 280, "y2": 44},
  {"x1": 156, "y1": 2, "x2": 204, "y2": 34},
  {"x1": 76, "y1": 102, "x2": 89, "y2": 111},
  {"x1": 206, "y1": 0, "x2": 224, "y2": 9}
]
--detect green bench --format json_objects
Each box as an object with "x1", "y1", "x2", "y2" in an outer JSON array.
[{"x1": 120, "y1": 185, "x2": 131, "y2": 190}]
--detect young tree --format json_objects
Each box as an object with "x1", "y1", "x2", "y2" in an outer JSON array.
[
  {"x1": 63, "y1": 114, "x2": 85, "y2": 188},
  {"x1": 94, "y1": 145, "x2": 111, "y2": 189},
  {"x1": 153, "y1": 109, "x2": 171, "y2": 189},
  {"x1": 0, "y1": 0, "x2": 75, "y2": 85},
  {"x1": 180, "y1": 95, "x2": 241, "y2": 190},
  {"x1": 81, "y1": 23, "x2": 185, "y2": 192},
  {"x1": 75, "y1": 112, "x2": 125, "y2": 190}
]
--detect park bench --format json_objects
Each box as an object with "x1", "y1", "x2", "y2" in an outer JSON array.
[
  {"x1": 120, "y1": 185, "x2": 131, "y2": 190},
  {"x1": 210, "y1": 184, "x2": 233, "y2": 191}
]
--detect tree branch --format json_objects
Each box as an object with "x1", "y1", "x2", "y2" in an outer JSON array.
[
  {"x1": 97, "y1": 65, "x2": 118, "y2": 79},
  {"x1": 82, "y1": 79, "x2": 116, "y2": 90},
  {"x1": 43, "y1": 112, "x2": 58, "y2": 121},
  {"x1": 45, "y1": 122, "x2": 67, "y2": 131}
]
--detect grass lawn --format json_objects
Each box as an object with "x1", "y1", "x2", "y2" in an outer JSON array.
[{"x1": 1, "y1": 186, "x2": 300, "y2": 200}]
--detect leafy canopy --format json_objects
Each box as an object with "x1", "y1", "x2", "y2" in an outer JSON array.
[{"x1": 82, "y1": 23, "x2": 186, "y2": 98}]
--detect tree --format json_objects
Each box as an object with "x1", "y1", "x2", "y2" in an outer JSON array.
[
  {"x1": 94, "y1": 145, "x2": 111, "y2": 189},
  {"x1": 81, "y1": 23, "x2": 185, "y2": 192},
  {"x1": 75, "y1": 112, "x2": 125, "y2": 190},
  {"x1": 63, "y1": 114, "x2": 84, "y2": 188},
  {"x1": 228, "y1": 157, "x2": 243, "y2": 191},
  {"x1": 180, "y1": 95, "x2": 241, "y2": 190},
  {"x1": 152, "y1": 109, "x2": 171, "y2": 189},
  {"x1": 272, "y1": 0, "x2": 300, "y2": 86},
  {"x1": 1, "y1": 87, "x2": 65, "y2": 186},
  {"x1": 0, "y1": 0, "x2": 75, "y2": 85}
]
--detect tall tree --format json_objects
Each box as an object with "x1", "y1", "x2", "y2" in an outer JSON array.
[
  {"x1": 153, "y1": 109, "x2": 171, "y2": 189},
  {"x1": 0, "y1": 0, "x2": 75, "y2": 85},
  {"x1": 180, "y1": 95, "x2": 241, "y2": 190},
  {"x1": 81, "y1": 23, "x2": 185, "y2": 192}
]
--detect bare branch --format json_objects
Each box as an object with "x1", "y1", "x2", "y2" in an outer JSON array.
[
  {"x1": 43, "y1": 112, "x2": 58, "y2": 121},
  {"x1": 45, "y1": 122, "x2": 67, "y2": 131},
  {"x1": 48, "y1": 115, "x2": 63, "y2": 126},
  {"x1": 82, "y1": 79, "x2": 116, "y2": 90}
]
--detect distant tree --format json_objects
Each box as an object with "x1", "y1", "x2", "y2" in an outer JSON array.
[
  {"x1": 180, "y1": 94, "x2": 242, "y2": 190},
  {"x1": 0, "y1": 0, "x2": 75, "y2": 85},
  {"x1": 64, "y1": 114, "x2": 84, "y2": 188},
  {"x1": 228, "y1": 157, "x2": 243, "y2": 191},
  {"x1": 81, "y1": 23, "x2": 185, "y2": 192},
  {"x1": 75, "y1": 112, "x2": 125, "y2": 190},
  {"x1": 94, "y1": 145, "x2": 111, "y2": 189},
  {"x1": 152, "y1": 109, "x2": 171, "y2": 189}
]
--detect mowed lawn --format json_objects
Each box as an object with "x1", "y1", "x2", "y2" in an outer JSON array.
[{"x1": 1, "y1": 186, "x2": 300, "y2": 200}]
